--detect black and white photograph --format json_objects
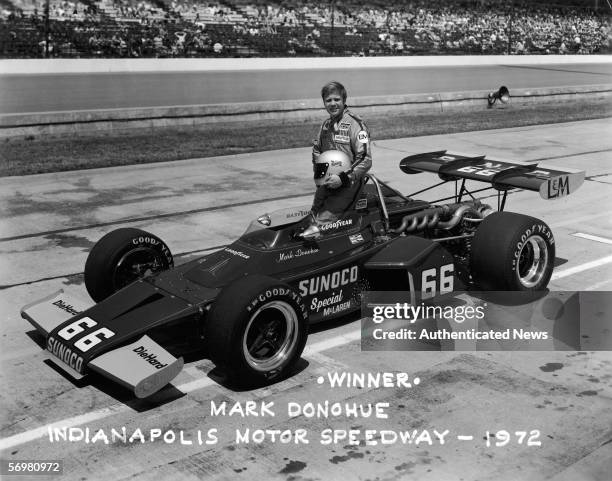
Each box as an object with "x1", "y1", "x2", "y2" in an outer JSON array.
[{"x1": 1, "y1": 0, "x2": 611, "y2": 479}]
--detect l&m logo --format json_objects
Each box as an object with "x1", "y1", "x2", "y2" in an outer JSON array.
[{"x1": 546, "y1": 176, "x2": 570, "y2": 198}]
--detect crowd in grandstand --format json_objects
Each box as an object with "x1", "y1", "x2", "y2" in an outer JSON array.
[{"x1": 1, "y1": 0, "x2": 610, "y2": 57}]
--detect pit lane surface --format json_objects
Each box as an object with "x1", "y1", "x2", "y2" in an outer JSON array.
[
  {"x1": 1, "y1": 119, "x2": 611, "y2": 480},
  {"x1": 1, "y1": 62, "x2": 611, "y2": 114}
]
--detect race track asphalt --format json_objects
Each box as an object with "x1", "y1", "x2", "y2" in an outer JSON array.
[
  {"x1": 1, "y1": 62, "x2": 611, "y2": 114},
  {"x1": 0, "y1": 118, "x2": 611, "y2": 481}
]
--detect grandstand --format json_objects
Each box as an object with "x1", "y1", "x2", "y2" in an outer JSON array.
[{"x1": 1, "y1": 0, "x2": 610, "y2": 58}]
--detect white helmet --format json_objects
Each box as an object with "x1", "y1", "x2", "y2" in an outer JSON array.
[{"x1": 313, "y1": 150, "x2": 351, "y2": 187}]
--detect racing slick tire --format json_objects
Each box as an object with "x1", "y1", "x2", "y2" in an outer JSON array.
[
  {"x1": 205, "y1": 275, "x2": 309, "y2": 385},
  {"x1": 471, "y1": 212, "x2": 555, "y2": 291},
  {"x1": 84, "y1": 228, "x2": 173, "y2": 302}
]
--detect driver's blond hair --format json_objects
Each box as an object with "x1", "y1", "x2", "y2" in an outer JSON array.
[{"x1": 321, "y1": 81, "x2": 347, "y2": 102}]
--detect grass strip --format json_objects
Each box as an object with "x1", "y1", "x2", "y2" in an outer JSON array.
[{"x1": 1, "y1": 100, "x2": 610, "y2": 177}]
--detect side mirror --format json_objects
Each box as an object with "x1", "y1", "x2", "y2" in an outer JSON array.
[
  {"x1": 257, "y1": 214, "x2": 271, "y2": 226},
  {"x1": 487, "y1": 86, "x2": 510, "y2": 107}
]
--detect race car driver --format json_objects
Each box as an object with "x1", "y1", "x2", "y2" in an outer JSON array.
[{"x1": 311, "y1": 81, "x2": 372, "y2": 223}]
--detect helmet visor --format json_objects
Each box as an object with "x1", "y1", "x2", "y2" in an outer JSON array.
[{"x1": 313, "y1": 162, "x2": 329, "y2": 180}]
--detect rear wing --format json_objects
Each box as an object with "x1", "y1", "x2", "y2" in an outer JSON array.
[{"x1": 400, "y1": 151, "x2": 585, "y2": 200}]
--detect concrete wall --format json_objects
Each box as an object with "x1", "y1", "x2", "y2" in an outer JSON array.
[
  {"x1": 1, "y1": 56, "x2": 610, "y2": 138},
  {"x1": 2, "y1": 84, "x2": 611, "y2": 139},
  {"x1": 2, "y1": 55, "x2": 610, "y2": 74}
]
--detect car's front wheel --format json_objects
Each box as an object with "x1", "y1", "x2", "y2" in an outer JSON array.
[
  {"x1": 205, "y1": 275, "x2": 308, "y2": 385},
  {"x1": 84, "y1": 228, "x2": 173, "y2": 302},
  {"x1": 471, "y1": 212, "x2": 555, "y2": 291}
]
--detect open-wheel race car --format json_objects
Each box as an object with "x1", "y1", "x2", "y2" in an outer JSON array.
[{"x1": 22, "y1": 151, "x2": 585, "y2": 398}]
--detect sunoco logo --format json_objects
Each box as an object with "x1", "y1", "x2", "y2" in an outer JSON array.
[
  {"x1": 133, "y1": 346, "x2": 168, "y2": 370},
  {"x1": 52, "y1": 299, "x2": 80, "y2": 317},
  {"x1": 298, "y1": 265, "x2": 358, "y2": 296},
  {"x1": 47, "y1": 336, "x2": 84, "y2": 373}
]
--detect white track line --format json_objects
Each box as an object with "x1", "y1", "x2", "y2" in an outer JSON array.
[
  {"x1": 551, "y1": 254, "x2": 612, "y2": 281},
  {"x1": 0, "y1": 328, "x2": 362, "y2": 451},
  {"x1": 549, "y1": 212, "x2": 611, "y2": 228},
  {"x1": 2, "y1": 253, "x2": 610, "y2": 451},
  {"x1": 0, "y1": 404, "x2": 129, "y2": 453},
  {"x1": 572, "y1": 233, "x2": 612, "y2": 245},
  {"x1": 583, "y1": 279, "x2": 612, "y2": 290},
  {"x1": 304, "y1": 329, "x2": 361, "y2": 354}
]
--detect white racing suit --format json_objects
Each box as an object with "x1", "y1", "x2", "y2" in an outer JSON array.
[{"x1": 311, "y1": 108, "x2": 372, "y2": 222}]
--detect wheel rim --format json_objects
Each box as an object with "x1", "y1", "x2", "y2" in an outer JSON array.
[
  {"x1": 113, "y1": 247, "x2": 167, "y2": 290},
  {"x1": 517, "y1": 235, "x2": 549, "y2": 288},
  {"x1": 242, "y1": 300, "x2": 298, "y2": 373}
]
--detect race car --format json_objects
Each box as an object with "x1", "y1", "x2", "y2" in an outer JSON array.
[{"x1": 21, "y1": 151, "x2": 585, "y2": 398}]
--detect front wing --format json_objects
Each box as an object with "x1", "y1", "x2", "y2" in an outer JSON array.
[{"x1": 21, "y1": 290, "x2": 184, "y2": 398}]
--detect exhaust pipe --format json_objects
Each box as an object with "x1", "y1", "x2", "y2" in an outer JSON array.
[
  {"x1": 390, "y1": 203, "x2": 492, "y2": 234},
  {"x1": 436, "y1": 205, "x2": 475, "y2": 229}
]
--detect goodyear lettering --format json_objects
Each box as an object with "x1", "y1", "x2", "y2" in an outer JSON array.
[
  {"x1": 131, "y1": 236, "x2": 172, "y2": 265},
  {"x1": 133, "y1": 346, "x2": 168, "y2": 370},
  {"x1": 512, "y1": 224, "x2": 553, "y2": 271},
  {"x1": 253, "y1": 287, "x2": 288, "y2": 308},
  {"x1": 299, "y1": 266, "x2": 358, "y2": 296},
  {"x1": 333, "y1": 134, "x2": 350, "y2": 144},
  {"x1": 47, "y1": 336, "x2": 84, "y2": 373},
  {"x1": 513, "y1": 228, "x2": 533, "y2": 262},
  {"x1": 319, "y1": 218, "x2": 353, "y2": 232},
  {"x1": 52, "y1": 299, "x2": 80, "y2": 317},
  {"x1": 246, "y1": 286, "x2": 307, "y2": 317},
  {"x1": 133, "y1": 236, "x2": 158, "y2": 246}
]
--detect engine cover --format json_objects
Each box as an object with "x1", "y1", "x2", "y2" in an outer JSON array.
[{"x1": 364, "y1": 236, "x2": 455, "y2": 300}]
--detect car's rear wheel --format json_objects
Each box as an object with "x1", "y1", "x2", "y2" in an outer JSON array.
[
  {"x1": 205, "y1": 275, "x2": 308, "y2": 385},
  {"x1": 84, "y1": 228, "x2": 173, "y2": 302},
  {"x1": 471, "y1": 212, "x2": 555, "y2": 291}
]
